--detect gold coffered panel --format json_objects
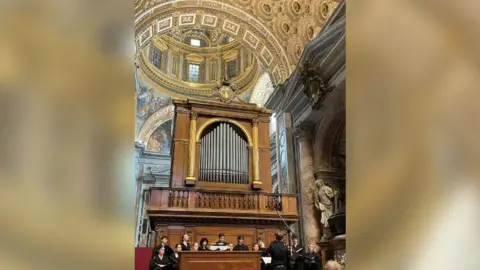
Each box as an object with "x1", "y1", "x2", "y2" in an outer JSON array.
[{"x1": 135, "y1": 0, "x2": 340, "y2": 86}]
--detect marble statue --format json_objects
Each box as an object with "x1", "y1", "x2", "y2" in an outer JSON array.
[{"x1": 314, "y1": 179, "x2": 338, "y2": 228}]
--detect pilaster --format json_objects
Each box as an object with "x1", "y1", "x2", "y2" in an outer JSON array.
[{"x1": 294, "y1": 122, "x2": 320, "y2": 245}]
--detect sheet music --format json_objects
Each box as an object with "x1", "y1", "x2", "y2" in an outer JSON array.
[
  {"x1": 155, "y1": 263, "x2": 167, "y2": 268},
  {"x1": 209, "y1": 245, "x2": 230, "y2": 251},
  {"x1": 262, "y1": 257, "x2": 272, "y2": 264},
  {"x1": 295, "y1": 248, "x2": 303, "y2": 253}
]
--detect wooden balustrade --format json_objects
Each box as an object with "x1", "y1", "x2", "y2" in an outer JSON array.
[{"x1": 148, "y1": 188, "x2": 298, "y2": 216}]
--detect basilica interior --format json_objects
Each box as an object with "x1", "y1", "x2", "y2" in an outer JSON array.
[{"x1": 134, "y1": 0, "x2": 345, "y2": 269}]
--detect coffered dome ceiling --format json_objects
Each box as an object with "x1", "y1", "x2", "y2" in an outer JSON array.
[{"x1": 134, "y1": 0, "x2": 339, "y2": 104}]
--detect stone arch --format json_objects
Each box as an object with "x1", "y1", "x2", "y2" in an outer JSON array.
[
  {"x1": 136, "y1": 104, "x2": 175, "y2": 144},
  {"x1": 313, "y1": 111, "x2": 345, "y2": 170},
  {"x1": 134, "y1": 0, "x2": 292, "y2": 85}
]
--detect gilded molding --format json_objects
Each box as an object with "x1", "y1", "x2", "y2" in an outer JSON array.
[
  {"x1": 186, "y1": 110, "x2": 198, "y2": 184},
  {"x1": 252, "y1": 118, "x2": 261, "y2": 185},
  {"x1": 134, "y1": 3, "x2": 291, "y2": 83},
  {"x1": 196, "y1": 118, "x2": 252, "y2": 146},
  {"x1": 185, "y1": 54, "x2": 204, "y2": 64},
  {"x1": 138, "y1": 50, "x2": 260, "y2": 97}
]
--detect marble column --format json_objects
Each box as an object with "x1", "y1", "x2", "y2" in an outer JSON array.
[{"x1": 294, "y1": 122, "x2": 320, "y2": 245}]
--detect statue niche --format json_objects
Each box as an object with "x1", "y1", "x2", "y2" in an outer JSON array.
[{"x1": 314, "y1": 178, "x2": 339, "y2": 241}]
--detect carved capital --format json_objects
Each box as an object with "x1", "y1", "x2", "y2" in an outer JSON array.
[
  {"x1": 299, "y1": 60, "x2": 334, "y2": 110},
  {"x1": 190, "y1": 112, "x2": 198, "y2": 120},
  {"x1": 252, "y1": 118, "x2": 259, "y2": 127},
  {"x1": 294, "y1": 122, "x2": 314, "y2": 141},
  {"x1": 176, "y1": 107, "x2": 190, "y2": 114}
]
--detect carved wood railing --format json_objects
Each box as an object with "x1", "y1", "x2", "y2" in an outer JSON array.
[{"x1": 149, "y1": 188, "x2": 298, "y2": 216}]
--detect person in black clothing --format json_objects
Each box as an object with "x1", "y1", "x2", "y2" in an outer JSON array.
[
  {"x1": 199, "y1": 238, "x2": 210, "y2": 251},
  {"x1": 212, "y1": 233, "x2": 229, "y2": 246},
  {"x1": 149, "y1": 246, "x2": 171, "y2": 270},
  {"x1": 291, "y1": 235, "x2": 303, "y2": 270},
  {"x1": 170, "y1": 244, "x2": 182, "y2": 270},
  {"x1": 152, "y1": 236, "x2": 174, "y2": 259},
  {"x1": 303, "y1": 244, "x2": 321, "y2": 270},
  {"x1": 267, "y1": 231, "x2": 290, "y2": 270},
  {"x1": 233, "y1": 236, "x2": 249, "y2": 251},
  {"x1": 180, "y1": 234, "x2": 191, "y2": 251}
]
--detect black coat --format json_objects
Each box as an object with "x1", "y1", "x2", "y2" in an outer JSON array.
[
  {"x1": 181, "y1": 242, "x2": 191, "y2": 251},
  {"x1": 152, "y1": 244, "x2": 174, "y2": 258},
  {"x1": 303, "y1": 252, "x2": 321, "y2": 270},
  {"x1": 233, "y1": 244, "x2": 249, "y2": 251},
  {"x1": 291, "y1": 244, "x2": 304, "y2": 270},
  {"x1": 170, "y1": 253, "x2": 180, "y2": 270},
  {"x1": 267, "y1": 240, "x2": 289, "y2": 267},
  {"x1": 149, "y1": 255, "x2": 171, "y2": 270}
]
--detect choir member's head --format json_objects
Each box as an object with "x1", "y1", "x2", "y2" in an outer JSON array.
[
  {"x1": 237, "y1": 236, "x2": 244, "y2": 245},
  {"x1": 193, "y1": 242, "x2": 199, "y2": 251},
  {"x1": 252, "y1": 243, "x2": 260, "y2": 252},
  {"x1": 200, "y1": 238, "x2": 209, "y2": 248},
  {"x1": 292, "y1": 235, "x2": 299, "y2": 246},
  {"x1": 325, "y1": 260, "x2": 341, "y2": 270},
  {"x1": 275, "y1": 231, "x2": 284, "y2": 241},
  {"x1": 175, "y1": 244, "x2": 182, "y2": 253},
  {"x1": 161, "y1": 236, "x2": 168, "y2": 245},
  {"x1": 218, "y1": 233, "x2": 225, "y2": 242},
  {"x1": 257, "y1": 238, "x2": 265, "y2": 248},
  {"x1": 308, "y1": 243, "x2": 316, "y2": 253},
  {"x1": 182, "y1": 234, "x2": 189, "y2": 242},
  {"x1": 228, "y1": 244, "x2": 234, "y2": 251},
  {"x1": 158, "y1": 247, "x2": 165, "y2": 256}
]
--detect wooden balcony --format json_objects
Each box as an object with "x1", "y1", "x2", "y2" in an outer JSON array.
[{"x1": 147, "y1": 187, "x2": 299, "y2": 225}]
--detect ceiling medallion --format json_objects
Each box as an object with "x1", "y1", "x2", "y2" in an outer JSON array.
[
  {"x1": 299, "y1": 60, "x2": 334, "y2": 110},
  {"x1": 212, "y1": 78, "x2": 239, "y2": 103},
  {"x1": 262, "y1": 3, "x2": 272, "y2": 14},
  {"x1": 320, "y1": 2, "x2": 330, "y2": 19}
]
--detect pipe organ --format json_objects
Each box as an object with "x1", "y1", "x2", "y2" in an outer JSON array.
[
  {"x1": 199, "y1": 122, "x2": 249, "y2": 184},
  {"x1": 145, "y1": 97, "x2": 299, "y2": 251},
  {"x1": 170, "y1": 98, "x2": 273, "y2": 191}
]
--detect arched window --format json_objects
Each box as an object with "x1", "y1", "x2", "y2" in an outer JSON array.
[{"x1": 199, "y1": 122, "x2": 249, "y2": 184}]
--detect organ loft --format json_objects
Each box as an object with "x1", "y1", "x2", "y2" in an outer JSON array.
[{"x1": 146, "y1": 83, "x2": 299, "y2": 247}]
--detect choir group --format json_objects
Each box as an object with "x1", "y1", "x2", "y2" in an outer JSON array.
[{"x1": 149, "y1": 232, "x2": 338, "y2": 270}]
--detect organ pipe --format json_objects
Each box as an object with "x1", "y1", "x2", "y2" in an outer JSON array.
[{"x1": 198, "y1": 122, "x2": 249, "y2": 184}]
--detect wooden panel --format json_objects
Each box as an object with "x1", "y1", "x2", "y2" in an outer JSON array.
[
  {"x1": 160, "y1": 226, "x2": 185, "y2": 247},
  {"x1": 150, "y1": 190, "x2": 169, "y2": 209},
  {"x1": 257, "y1": 121, "x2": 270, "y2": 148},
  {"x1": 171, "y1": 142, "x2": 188, "y2": 188},
  {"x1": 194, "y1": 226, "x2": 256, "y2": 247},
  {"x1": 258, "y1": 148, "x2": 272, "y2": 192},
  {"x1": 155, "y1": 225, "x2": 285, "y2": 248},
  {"x1": 179, "y1": 251, "x2": 261, "y2": 270}
]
